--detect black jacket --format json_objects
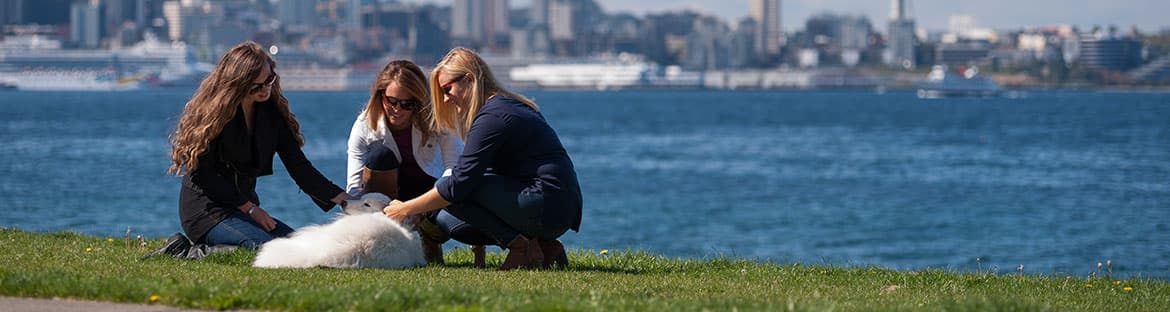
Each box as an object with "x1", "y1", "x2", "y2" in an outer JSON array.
[{"x1": 179, "y1": 100, "x2": 343, "y2": 242}]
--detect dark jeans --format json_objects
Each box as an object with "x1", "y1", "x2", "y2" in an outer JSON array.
[
  {"x1": 201, "y1": 211, "x2": 295, "y2": 249},
  {"x1": 435, "y1": 174, "x2": 572, "y2": 247}
]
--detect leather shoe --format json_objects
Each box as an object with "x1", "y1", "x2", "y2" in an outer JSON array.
[
  {"x1": 537, "y1": 239, "x2": 569, "y2": 269},
  {"x1": 499, "y1": 235, "x2": 543, "y2": 271}
]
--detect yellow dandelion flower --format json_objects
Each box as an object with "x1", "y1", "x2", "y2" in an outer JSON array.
[
  {"x1": 107, "y1": 238, "x2": 114, "y2": 243},
  {"x1": 150, "y1": 295, "x2": 160, "y2": 303},
  {"x1": 85, "y1": 247, "x2": 92, "y2": 252},
  {"x1": 1113, "y1": 281, "x2": 1121, "y2": 286},
  {"x1": 599, "y1": 249, "x2": 609, "y2": 256},
  {"x1": 1123, "y1": 286, "x2": 1133, "y2": 292},
  {"x1": 1084, "y1": 283, "x2": 1093, "y2": 289}
]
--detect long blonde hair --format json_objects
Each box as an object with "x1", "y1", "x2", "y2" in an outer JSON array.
[
  {"x1": 167, "y1": 41, "x2": 300, "y2": 175},
  {"x1": 364, "y1": 60, "x2": 436, "y2": 144},
  {"x1": 430, "y1": 47, "x2": 537, "y2": 139}
]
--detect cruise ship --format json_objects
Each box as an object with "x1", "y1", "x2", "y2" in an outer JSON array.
[{"x1": 0, "y1": 34, "x2": 204, "y2": 91}]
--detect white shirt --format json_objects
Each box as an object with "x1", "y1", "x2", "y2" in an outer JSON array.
[{"x1": 345, "y1": 111, "x2": 463, "y2": 196}]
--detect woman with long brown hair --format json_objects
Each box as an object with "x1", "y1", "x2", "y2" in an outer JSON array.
[
  {"x1": 168, "y1": 41, "x2": 352, "y2": 249},
  {"x1": 345, "y1": 59, "x2": 484, "y2": 266},
  {"x1": 384, "y1": 47, "x2": 582, "y2": 270}
]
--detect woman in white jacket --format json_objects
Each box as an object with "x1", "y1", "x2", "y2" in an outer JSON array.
[{"x1": 346, "y1": 60, "x2": 482, "y2": 266}]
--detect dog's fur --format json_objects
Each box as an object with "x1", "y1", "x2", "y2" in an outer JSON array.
[{"x1": 252, "y1": 193, "x2": 426, "y2": 269}]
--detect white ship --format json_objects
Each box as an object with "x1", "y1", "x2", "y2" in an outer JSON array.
[
  {"x1": 0, "y1": 34, "x2": 204, "y2": 91},
  {"x1": 917, "y1": 65, "x2": 1001, "y2": 99},
  {"x1": 508, "y1": 53, "x2": 703, "y2": 90}
]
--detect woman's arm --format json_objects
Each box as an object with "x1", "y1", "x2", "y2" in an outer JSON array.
[
  {"x1": 345, "y1": 117, "x2": 371, "y2": 196},
  {"x1": 384, "y1": 187, "x2": 448, "y2": 223},
  {"x1": 274, "y1": 118, "x2": 348, "y2": 210},
  {"x1": 437, "y1": 131, "x2": 464, "y2": 171},
  {"x1": 434, "y1": 112, "x2": 509, "y2": 203}
]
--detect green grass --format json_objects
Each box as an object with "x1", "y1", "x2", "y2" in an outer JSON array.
[{"x1": 1, "y1": 228, "x2": 1167, "y2": 311}]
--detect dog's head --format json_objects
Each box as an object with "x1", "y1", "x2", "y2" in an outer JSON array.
[{"x1": 342, "y1": 193, "x2": 391, "y2": 215}]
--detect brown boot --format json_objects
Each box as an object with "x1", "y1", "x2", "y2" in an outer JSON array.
[
  {"x1": 420, "y1": 235, "x2": 444, "y2": 265},
  {"x1": 499, "y1": 235, "x2": 543, "y2": 271},
  {"x1": 471, "y1": 245, "x2": 486, "y2": 268},
  {"x1": 416, "y1": 218, "x2": 447, "y2": 265},
  {"x1": 537, "y1": 239, "x2": 569, "y2": 269},
  {"x1": 361, "y1": 167, "x2": 398, "y2": 199}
]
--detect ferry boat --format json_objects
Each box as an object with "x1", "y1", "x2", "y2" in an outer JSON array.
[
  {"x1": 0, "y1": 34, "x2": 203, "y2": 91},
  {"x1": 916, "y1": 65, "x2": 1001, "y2": 99}
]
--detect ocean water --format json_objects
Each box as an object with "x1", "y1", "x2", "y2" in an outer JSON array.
[{"x1": 1, "y1": 89, "x2": 1168, "y2": 278}]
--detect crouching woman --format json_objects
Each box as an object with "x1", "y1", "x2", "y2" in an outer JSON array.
[{"x1": 383, "y1": 47, "x2": 582, "y2": 270}]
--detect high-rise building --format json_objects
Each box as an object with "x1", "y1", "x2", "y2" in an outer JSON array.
[
  {"x1": 749, "y1": 0, "x2": 781, "y2": 57},
  {"x1": 70, "y1": 1, "x2": 103, "y2": 48},
  {"x1": 279, "y1": 0, "x2": 317, "y2": 32},
  {"x1": 2, "y1": 0, "x2": 23, "y2": 25},
  {"x1": 886, "y1": 0, "x2": 916, "y2": 69},
  {"x1": 548, "y1": 0, "x2": 572, "y2": 41},
  {"x1": 451, "y1": 0, "x2": 509, "y2": 49}
]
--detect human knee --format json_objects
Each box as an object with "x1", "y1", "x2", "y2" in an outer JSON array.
[{"x1": 365, "y1": 143, "x2": 400, "y2": 171}]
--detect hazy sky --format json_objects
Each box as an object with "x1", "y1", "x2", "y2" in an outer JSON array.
[{"x1": 409, "y1": 0, "x2": 1170, "y2": 32}]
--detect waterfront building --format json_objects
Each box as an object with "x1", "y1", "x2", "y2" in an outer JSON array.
[
  {"x1": 749, "y1": 0, "x2": 782, "y2": 62},
  {"x1": 886, "y1": 0, "x2": 916, "y2": 69},
  {"x1": 1078, "y1": 34, "x2": 1143, "y2": 72},
  {"x1": 70, "y1": 1, "x2": 102, "y2": 49}
]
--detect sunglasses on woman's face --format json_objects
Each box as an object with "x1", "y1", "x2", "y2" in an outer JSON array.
[
  {"x1": 251, "y1": 72, "x2": 277, "y2": 92},
  {"x1": 381, "y1": 93, "x2": 420, "y2": 111},
  {"x1": 440, "y1": 74, "x2": 467, "y2": 97}
]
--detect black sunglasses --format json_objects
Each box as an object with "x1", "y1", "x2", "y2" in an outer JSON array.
[
  {"x1": 440, "y1": 74, "x2": 467, "y2": 97},
  {"x1": 381, "y1": 93, "x2": 420, "y2": 111},
  {"x1": 251, "y1": 72, "x2": 277, "y2": 92}
]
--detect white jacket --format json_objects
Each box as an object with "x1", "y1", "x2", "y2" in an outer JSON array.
[{"x1": 346, "y1": 111, "x2": 463, "y2": 196}]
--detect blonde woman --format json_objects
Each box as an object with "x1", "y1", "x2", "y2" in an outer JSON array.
[
  {"x1": 346, "y1": 59, "x2": 484, "y2": 266},
  {"x1": 384, "y1": 47, "x2": 582, "y2": 270},
  {"x1": 168, "y1": 41, "x2": 353, "y2": 249}
]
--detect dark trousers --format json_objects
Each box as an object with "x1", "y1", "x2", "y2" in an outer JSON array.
[{"x1": 434, "y1": 174, "x2": 572, "y2": 247}]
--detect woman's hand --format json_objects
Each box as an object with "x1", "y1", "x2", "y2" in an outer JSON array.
[
  {"x1": 383, "y1": 200, "x2": 409, "y2": 223},
  {"x1": 250, "y1": 206, "x2": 277, "y2": 232},
  {"x1": 331, "y1": 192, "x2": 359, "y2": 206}
]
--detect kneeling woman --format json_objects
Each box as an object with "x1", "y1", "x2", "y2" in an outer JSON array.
[
  {"x1": 345, "y1": 60, "x2": 482, "y2": 265},
  {"x1": 168, "y1": 41, "x2": 353, "y2": 249},
  {"x1": 384, "y1": 47, "x2": 583, "y2": 270}
]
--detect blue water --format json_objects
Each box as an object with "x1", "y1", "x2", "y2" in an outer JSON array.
[{"x1": 2, "y1": 90, "x2": 1168, "y2": 278}]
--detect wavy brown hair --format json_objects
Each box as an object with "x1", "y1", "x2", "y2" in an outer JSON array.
[
  {"x1": 167, "y1": 41, "x2": 301, "y2": 175},
  {"x1": 430, "y1": 47, "x2": 537, "y2": 139},
  {"x1": 364, "y1": 60, "x2": 436, "y2": 144}
]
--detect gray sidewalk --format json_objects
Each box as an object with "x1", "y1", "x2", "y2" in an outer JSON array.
[{"x1": 0, "y1": 296, "x2": 211, "y2": 312}]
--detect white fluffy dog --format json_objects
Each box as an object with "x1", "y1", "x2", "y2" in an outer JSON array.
[{"x1": 252, "y1": 193, "x2": 426, "y2": 269}]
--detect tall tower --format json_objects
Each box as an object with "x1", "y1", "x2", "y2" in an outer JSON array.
[
  {"x1": 886, "y1": 0, "x2": 916, "y2": 69},
  {"x1": 749, "y1": 0, "x2": 781, "y2": 58},
  {"x1": 452, "y1": 0, "x2": 509, "y2": 48}
]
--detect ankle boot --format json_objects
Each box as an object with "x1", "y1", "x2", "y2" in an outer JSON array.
[
  {"x1": 362, "y1": 167, "x2": 399, "y2": 199},
  {"x1": 420, "y1": 235, "x2": 444, "y2": 265},
  {"x1": 537, "y1": 239, "x2": 569, "y2": 269},
  {"x1": 499, "y1": 235, "x2": 543, "y2": 271},
  {"x1": 416, "y1": 218, "x2": 447, "y2": 265},
  {"x1": 471, "y1": 245, "x2": 486, "y2": 268}
]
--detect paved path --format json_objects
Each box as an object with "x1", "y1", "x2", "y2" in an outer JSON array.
[{"x1": 0, "y1": 296, "x2": 210, "y2": 312}]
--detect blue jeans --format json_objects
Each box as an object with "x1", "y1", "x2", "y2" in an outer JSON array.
[
  {"x1": 201, "y1": 212, "x2": 295, "y2": 249},
  {"x1": 435, "y1": 175, "x2": 571, "y2": 247}
]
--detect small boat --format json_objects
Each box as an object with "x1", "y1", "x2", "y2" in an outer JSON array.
[
  {"x1": 917, "y1": 65, "x2": 1001, "y2": 99},
  {"x1": 0, "y1": 79, "x2": 16, "y2": 91}
]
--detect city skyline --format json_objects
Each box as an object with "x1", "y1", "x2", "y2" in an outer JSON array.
[{"x1": 410, "y1": 0, "x2": 1170, "y2": 32}]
